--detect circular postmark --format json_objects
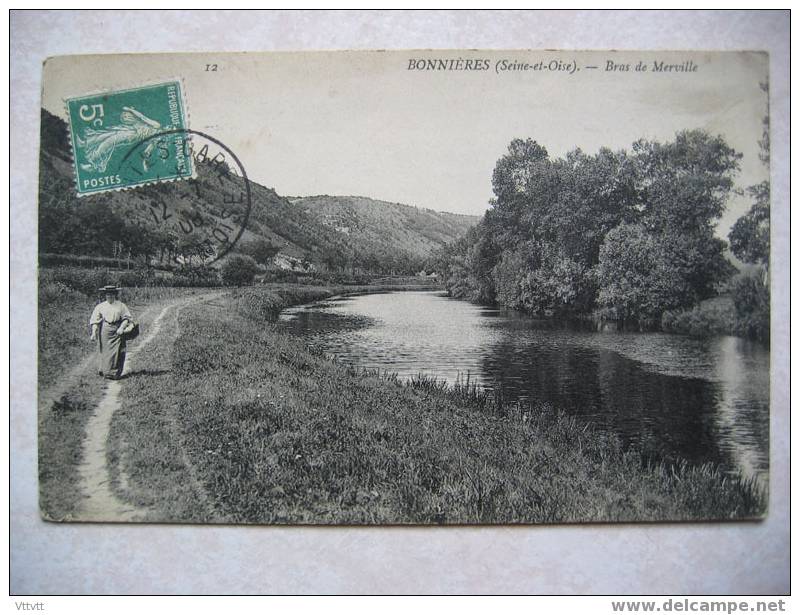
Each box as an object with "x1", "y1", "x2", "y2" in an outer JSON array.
[{"x1": 117, "y1": 129, "x2": 252, "y2": 267}]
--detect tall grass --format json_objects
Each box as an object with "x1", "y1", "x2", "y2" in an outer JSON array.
[
  {"x1": 406, "y1": 374, "x2": 766, "y2": 519},
  {"x1": 233, "y1": 286, "x2": 335, "y2": 320},
  {"x1": 40, "y1": 265, "x2": 220, "y2": 295}
]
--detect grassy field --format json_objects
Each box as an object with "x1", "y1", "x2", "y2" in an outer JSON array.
[
  {"x1": 37, "y1": 275, "x2": 440, "y2": 520},
  {"x1": 105, "y1": 286, "x2": 766, "y2": 524},
  {"x1": 37, "y1": 281, "x2": 214, "y2": 520}
]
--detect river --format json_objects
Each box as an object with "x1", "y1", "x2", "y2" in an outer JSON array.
[{"x1": 279, "y1": 290, "x2": 770, "y2": 483}]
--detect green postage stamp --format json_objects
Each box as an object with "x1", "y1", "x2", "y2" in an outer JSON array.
[{"x1": 65, "y1": 81, "x2": 192, "y2": 196}]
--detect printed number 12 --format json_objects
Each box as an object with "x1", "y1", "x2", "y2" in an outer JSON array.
[{"x1": 205, "y1": 64, "x2": 218, "y2": 72}]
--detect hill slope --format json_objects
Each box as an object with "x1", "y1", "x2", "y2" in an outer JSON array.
[
  {"x1": 38, "y1": 109, "x2": 479, "y2": 274},
  {"x1": 292, "y1": 195, "x2": 479, "y2": 266}
]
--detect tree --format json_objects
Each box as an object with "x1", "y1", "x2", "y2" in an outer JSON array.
[
  {"x1": 240, "y1": 238, "x2": 280, "y2": 265},
  {"x1": 491, "y1": 138, "x2": 550, "y2": 202},
  {"x1": 727, "y1": 80, "x2": 770, "y2": 342},
  {"x1": 730, "y1": 271, "x2": 769, "y2": 341},
  {"x1": 177, "y1": 234, "x2": 213, "y2": 267},
  {"x1": 492, "y1": 246, "x2": 531, "y2": 310},
  {"x1": 448, "y1": 223, "x2": 498, "y2": 303},
  {"x1": 220, "y1": 254, "x2": 258, "y2": 286},
  {"x1": 729, "y1": 182, "x2": 769, "y2": 267},
  {"x1": 596, "y1": 224, "x2": 688, "y2": 325},
  {"x1": 492, "y1": 242, "x2": 594, "y2": 315},
  {"x1": 729, "y1": 81, "x2": 770, "y2": 270},
  {"x1": 633, "y1": 130, "x2": 741, "y2": 234}
]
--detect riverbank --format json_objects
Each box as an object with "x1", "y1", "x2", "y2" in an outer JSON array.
[
  {"x1": 37, "y1": 280, "x2": 438, "y2": 520},
  {"x1": 102, "y1": 286, "x2": 765, "y2": 523}
]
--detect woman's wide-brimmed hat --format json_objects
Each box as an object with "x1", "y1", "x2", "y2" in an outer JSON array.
[{"x1": 98, "y1": 285, "x2": 121, "y2": 293}]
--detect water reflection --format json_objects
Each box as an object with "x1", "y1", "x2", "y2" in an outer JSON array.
[{"x1": 279, "y1": 290, "x2": 770, "y2": 482}]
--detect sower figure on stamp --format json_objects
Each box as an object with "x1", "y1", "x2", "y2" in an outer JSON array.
[{"x1": 89, "y1": 285, "x2": 134, "y2": 380}]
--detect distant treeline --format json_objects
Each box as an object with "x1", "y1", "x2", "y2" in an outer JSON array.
[{"x1": 432, "y1": 128, "x2": 770, "y2": 341}]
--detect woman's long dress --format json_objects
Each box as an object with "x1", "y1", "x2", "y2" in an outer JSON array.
[{"x1": 89, "y1": 300, "x2": 133, "y2": 378}]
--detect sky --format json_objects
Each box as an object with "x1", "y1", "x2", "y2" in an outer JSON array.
[{"x1": 43, "y1": 50, "x2": 769, "y2": 237}]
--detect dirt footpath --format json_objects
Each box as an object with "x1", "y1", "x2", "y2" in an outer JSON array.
[{"x1": 75, "y1": 293, "x2": 219, "y2": 522}]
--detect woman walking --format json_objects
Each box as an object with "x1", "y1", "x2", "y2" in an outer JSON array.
[{"x1": 89, "y1": 285, "x2": 134, "y2": 380}]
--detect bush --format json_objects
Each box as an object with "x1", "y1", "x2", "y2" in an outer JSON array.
[
  {"x1": 117, "y1": 268, "x2": 158, "y2": 288},
  {"x1": 260, "y1": 268, "x2": 300, "y2": 284},
  {"x1": 660, "y1": 280, "x2": 769, "y2": 343},
  {"x1": 730, "y1": 270, "x2": 770, "y2": 342},
  {"x1": 233, "y1": 288, "x2": 283, "y2": 320},
  {"x1": 239, "y1": 238, "x2": 280, "y2": 265},
  {"x1": 172, "y1": 266, "x2": 220, "y2": 288},
  {"x1": 40, "y1": 265, "x2": 222, "y2": 294},
  {"x1": 42, "y1": 267, "x2": 114, "y2": 296},
  {"x1": 220, "y1": 255, "x2": 258, "y2": 286},
  {"x1": 39, "y1": 280, "x2": 86, "y2": 304},
  {"x1": 41, "y1": 266, "x2": 164, "y2": 295},
  {"x1": 661, "y1": 300, "x2": 733, "y2": 337}
]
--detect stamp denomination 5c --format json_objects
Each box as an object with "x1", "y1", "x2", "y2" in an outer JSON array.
[{"x1": 66, "y1": 81, "x2": 192, "y2": 196}]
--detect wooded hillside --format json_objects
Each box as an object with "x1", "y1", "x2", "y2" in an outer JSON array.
[{"x1": 38, "y1": 109, "x2": 479, "y2": 275}]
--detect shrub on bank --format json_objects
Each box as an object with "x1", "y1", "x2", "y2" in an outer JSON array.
[
  {"x1": 661, "y1": 296, "x2": 736, "y2": 337},
  {"x1": 661, "y1": 279, "x2": 769, "y2": 343},
  {"x1": 730, "y1": 270, "x2": 770, "y2": 342},
  {"x1": 41, "y1": 266, "x2": 167, "y2": 294},
  {"x1": 39, "y1": 265, "x2": 222, "y2": 296},
  {"x1": 233, "y1": 288, "x2": 284, "y2": 320},
  {"x1": 172, "y1": 266, "x2": 220, "y2": 288},
  {"x1": 221, "y1": 254, "x2": 258, "y2": 286},
  {"x1": 39, "y1": 279, "x2": 87, "y2": 305},
  {"x1": 233, "y1": 285, "x2": 335, "y2": 321},
  {"x1": 117, "y1": 268, "x2": 158, "y2": 288},
  {"x1": 41, "y1": 267, "x2": 115, "y2": 296}
]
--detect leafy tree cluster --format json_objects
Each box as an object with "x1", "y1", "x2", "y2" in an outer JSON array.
[
  {"x1": 435, "y1": 130, "x2": 742, "y2": 327},
  {"x1": 239, "y1": 238, "x2": 281, "y2": 265},
  {"x1": 39, "y1": 190, "x2": 163, "y2": 264}
]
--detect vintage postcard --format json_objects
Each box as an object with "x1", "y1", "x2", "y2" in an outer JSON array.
[{"x1": 38, "y1": 51, "x2": 770, "y2": 524}]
